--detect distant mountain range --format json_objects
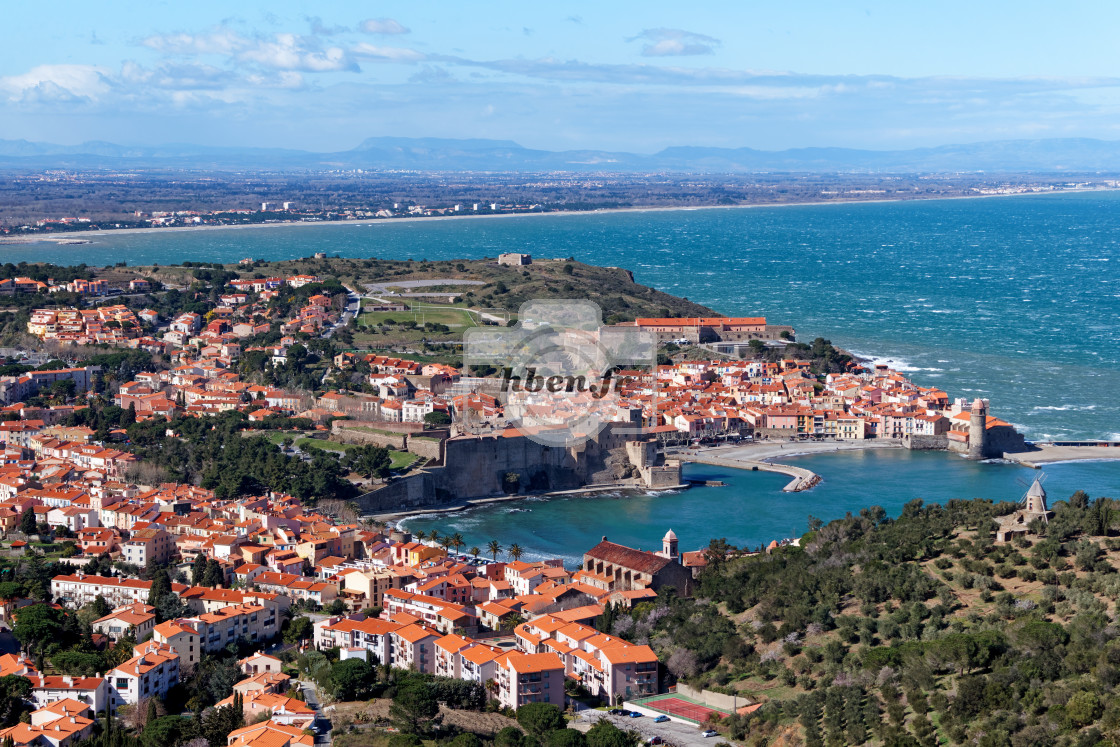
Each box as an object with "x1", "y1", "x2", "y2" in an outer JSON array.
[{"x1": 4, "y1": 136, "x2": 1120, "y2": 173}]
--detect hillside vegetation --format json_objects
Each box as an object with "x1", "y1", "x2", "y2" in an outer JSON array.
[
  {"x1": 597, "y1": 492, "x2": 1120, "y2": 746},
  {"x1": 139, "y1": 256, "x2": 718, "y2": 325}
]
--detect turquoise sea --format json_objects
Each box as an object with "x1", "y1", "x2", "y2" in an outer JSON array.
[
  {"x1": 8, "y1": 191, "x2": 1120, "y2": 557},
  {"x1": 401, "y1": 452, "x2": 1120, "y2": 563}
]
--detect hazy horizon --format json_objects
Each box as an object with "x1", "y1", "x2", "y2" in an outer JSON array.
[{"x1": 8, "y1": 133, "x2": 1120, "y2": 157}]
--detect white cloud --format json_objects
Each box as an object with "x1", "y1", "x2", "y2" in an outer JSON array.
[
  {"x1": 0, "y1": 64, "x2": 111, "y2": 103},
  {"x1": 142, "y1": 29, "x2": 247, "y2": 56},
  {"x1": 629, "y1": 28, "x2": 720, "y2": 57},
  {"x1": 352, "y1": 43, "x2": 425, "y2": 63},
  {"x1": 360, "y1": 18, "x2": 410, "y2": 35},
  {"x1": 240, "y1": 34, "x2": 358, "y2": 72},
  {"x1": 143, "y1": 29, "x2": 358, "y2": 73}
]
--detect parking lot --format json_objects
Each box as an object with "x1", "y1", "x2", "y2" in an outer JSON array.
[{"x1": 574, "y1": 709, "x2": 720, "y2": 747}]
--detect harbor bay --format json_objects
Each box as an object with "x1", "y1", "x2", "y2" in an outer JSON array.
[{"x1": 399, "y1": 449, "x2": 1120, "y2": 563}]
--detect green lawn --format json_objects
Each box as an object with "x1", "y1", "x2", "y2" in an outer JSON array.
[
  {"x1": 358, "y1": 302, "x2": 479, "y2": 330},
  {"x1": 297, "y1": 437, "x2": 419, "y2": 472},
  {"x1": 297, "y1": 437, "x2": 355, "y2": 453},
  {"x1": 389, "y1": 451, "x2": 420, "y2": 470}
]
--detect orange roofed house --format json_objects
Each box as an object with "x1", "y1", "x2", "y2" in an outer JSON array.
[{"x1": 497, "y1": 652, "x2": 565, "y2": 710}]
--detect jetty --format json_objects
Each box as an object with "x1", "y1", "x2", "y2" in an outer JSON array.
[
  {"x1": 682, "y1": 453, "x2": 819, "y2": 492},
  {"x1": 1004, "y1": 441, "x2": 1120, "y2": 468}
]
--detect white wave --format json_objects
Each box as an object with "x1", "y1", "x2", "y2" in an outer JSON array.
[
  {"x1": 850, "y1": 351, "x2": 945, "y2": 374},
  {"x1": 1030, "y1": 405, "x2": 1097, "y2": 413}
]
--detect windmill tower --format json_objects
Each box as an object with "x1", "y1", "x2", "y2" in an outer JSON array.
[
  {"x1": 997, "y1": 473, "x2": 1053, "y2": 542},
  {"x1": 1018, "y1": 473, "x2": 1051, "y2": 520}
]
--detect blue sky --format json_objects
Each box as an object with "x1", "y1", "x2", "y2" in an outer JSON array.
[{"x1": 3, "y1": 1, "x2": 1120, "y2": 152}]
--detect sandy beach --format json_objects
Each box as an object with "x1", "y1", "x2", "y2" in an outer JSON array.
[{"x1": 5, "y1": 186, "x2": 1115, "y2": 246}]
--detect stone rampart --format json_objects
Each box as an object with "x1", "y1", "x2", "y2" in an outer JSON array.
[
  {"x1": 407, "y1": 435, "x2": 444, "y2": 462},
  {"x1": 332, "y1": 424, "x2": 407, "y2": 450},
  {"x1": 904, "y1": 434, "x2": 949, "y2": 451},
  {"x1": 354, "y1": 423, "x2": 653, "y2": 514}
]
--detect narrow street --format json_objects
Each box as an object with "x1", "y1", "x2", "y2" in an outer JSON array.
[{"x1": 298, "y1": 678, "x2": 333, "y2": 745}]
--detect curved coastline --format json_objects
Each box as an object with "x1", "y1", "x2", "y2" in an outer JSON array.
[{"x1": 5, "y1": 185, "x2": 1117, "y2": 246}]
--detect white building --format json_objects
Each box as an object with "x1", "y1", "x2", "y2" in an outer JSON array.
[{"x1": 106, "y1": 641, "x2": 180, "y2": 706}]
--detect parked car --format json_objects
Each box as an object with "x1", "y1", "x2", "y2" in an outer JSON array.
[
  {"x1": 654, "y1": 715, "x2": 670, "y2": 723},
  {"x1": 647, "y1": 738, "x2": 663, "y2": 745},
  {"x1": 629, "y1": 712, "x2": 643, "y2": 719},
  {"x1": 701, "y1": 730, "x2": 719, "y2": 738},
  {"x1": 608, "y1": 709, "x2": 624, "y2": 715}
]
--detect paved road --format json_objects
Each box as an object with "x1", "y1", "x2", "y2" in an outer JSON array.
[
  {"x1": 324, "y1": 286, "x2": 361, "y2": 339},
  {"x1": 575, "y1": 710, "x2": 717, "y2": 747},
  {"x1": 297, "y1": 679, "x2": 333, "y2": 745}
]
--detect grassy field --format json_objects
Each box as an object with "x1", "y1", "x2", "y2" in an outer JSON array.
[
  {"x1": 389, "y1": 451, "x2": 420, "y2": 470},
  {"x1": 358, "y1": 302, "x2": 480, "y2": 330},
  {"x1": 296, "y1": 437, "x2": 419, "y2": 471}
]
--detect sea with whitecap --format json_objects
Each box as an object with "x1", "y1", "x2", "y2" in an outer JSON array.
[{"x1": 10, "y1": 190, "x2": 1120, "y2": 558}]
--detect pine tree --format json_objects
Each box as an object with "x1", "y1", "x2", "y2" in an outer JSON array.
[
  {"x1": 19, "y1": 509, "x2": 36, "y2": 536},
  {"x1": 202, "y1": 559, "x2": 223, "y2": 588},
  {"x1": 146, "y1": 698, "x2": 158, "y2": 726},
  {"x1": 147, "y1": 568, "x2": 170, "y2": 609}
]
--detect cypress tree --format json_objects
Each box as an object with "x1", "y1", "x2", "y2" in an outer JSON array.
[{"x1": 191, "y1": 554, "x2": 207, "y2": 585}]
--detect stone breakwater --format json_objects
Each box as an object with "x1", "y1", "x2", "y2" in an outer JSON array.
[
  {"x1": 679, "y1": 453, "x2": 818, "y2": 492},
  {"x1": 671, "y1": 439, "x2": 905, "y2": 492}
]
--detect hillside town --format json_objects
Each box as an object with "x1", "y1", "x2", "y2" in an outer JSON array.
[
  {"x1": 0, "y1": 462, "x2": 693, "y2": 717},
  {"x1": 9, "y1": 268, "x2": 1019, "y2": 455},
  {"x1": 0, "y1": 260, "x2": 1035, "y2": 747}
]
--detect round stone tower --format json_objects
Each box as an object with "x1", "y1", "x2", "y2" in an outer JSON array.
[
  {"x1": 662, "y1": 529, "x2": 678, "y2": 561},
  {"x1": 968, "y1": 398, "x2": 988, "y2": 460}
]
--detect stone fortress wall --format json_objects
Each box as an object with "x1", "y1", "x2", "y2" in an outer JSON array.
[{"x1": 355, "y1": 423, "x2": 682, "y2": 514}]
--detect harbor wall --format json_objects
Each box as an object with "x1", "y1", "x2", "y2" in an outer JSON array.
[{"x1": 903, "y1": 434, "x2": 949, "y2": 451}]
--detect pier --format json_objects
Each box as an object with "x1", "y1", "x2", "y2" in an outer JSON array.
[{"x1": 681, "y1": 453, "x2": 820, "y2": 492}]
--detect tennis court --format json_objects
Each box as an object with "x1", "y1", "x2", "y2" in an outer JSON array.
[{"x1": 629, "y1": 693, "x2": 733, "y2": 724}]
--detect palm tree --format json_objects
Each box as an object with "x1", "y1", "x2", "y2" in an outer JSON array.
[
  {"x1": 451, "y1": 532, "x2": 465, "y2": 555},
  {"x1": 429, "y1": 531, "x2": 441, "y2": 548},
  {"x1": 414, "y1": 529, "x2": 428, "y2": 543},
  {"x1": 440, "y1": 533, "x2": 452, "y2": 553},
  {"x1": 487, "y1": 540, "x2": 501, "y2": 561},
  {"x1": 469, "y1": 546, "x2": 481, "y2": 561},
  {"x1": 508, "y1": 543, "x2": 523, "y2": 562}
]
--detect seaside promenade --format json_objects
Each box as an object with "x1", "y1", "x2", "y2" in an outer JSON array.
[{"x1": 670, "y1": 439, "x2": 903, "y2": 492}]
